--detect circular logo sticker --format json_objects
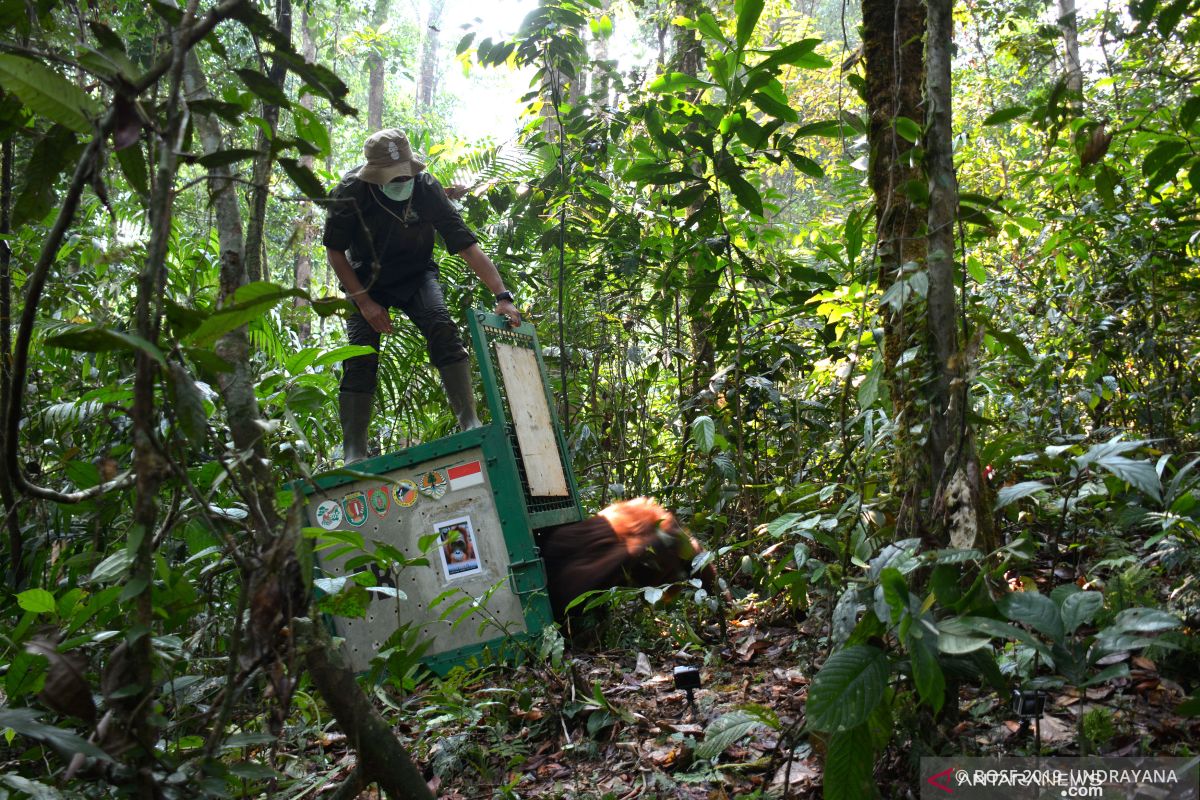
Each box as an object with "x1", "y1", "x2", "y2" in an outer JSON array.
[
  {"x1": 394, "y1": 479, "x2": 418, "y2": 507},
  {"x1": 418, "y1": 469, "x2": 448, "y2": 500},
  {"x1": 342, "y1": 490, "x2": 369, "y2": 527},
  {"x1": 316, "y1": 500, "x2": 343, "y2": 530},
  {"x1": 367, "y1": 486, "x2": 391, "y2": 518}
]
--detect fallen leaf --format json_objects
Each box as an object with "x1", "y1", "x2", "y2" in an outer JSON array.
[{"x1": 635, "y1": 652, "x2": 653, "y2": 678}]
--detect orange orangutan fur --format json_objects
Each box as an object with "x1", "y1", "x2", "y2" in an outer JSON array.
[{"x1": 539, "y1": 498, "x2": 716, "y2": 620}]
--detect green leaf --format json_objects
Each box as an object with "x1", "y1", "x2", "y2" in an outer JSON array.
[
  {"x1": 908, "y1": 625, "x2": 945, "y2": 713},
  {"x1": 279, "y1": 156, "x2": 326, "y2": 198},
  {"x1": 750, "y1": 90, "x2": 797, "y2": 122},
  {"x1": 857, "y1": 361, "x2": 882, "y2": 409},
  {"x1": 936, "y1": 617, "x2": 993, "y2": 654},
  {"x1": 983, "y1": 105, "x2": 1028, "y2": 125},
  {"x1": 893, "y1": 116, "x2": 922, "y2": 142},
  {"x1": 998, "y1": 591, "x2": 1064, "y2": 642},
  {"x1": 735, "y1": 0, "x2": 764, "y2": 48},
  {"x1": 90, "y1": 549, "x2": 135, "y2": 583},
  {"x1": 0, "y1": 708, "x2": 113, "y2": 763},
  {"x1": 785, "y1": 151, "x2": 824, "y2": 178},
  {"x1": 755, "y1": 39, "x2": 822, "y2": 72},
  {"x1": 234, "y1": 67, "x2": 290, "y2": 107},
  {"x1": 695, "y1": 13, "x2": 725, "y2": 42},
  {"x1": 45, "y1": 325, "x2": 166, "y2": 367},
  {"x1": 312, "y1": 345, "x2": 377, "y2": 369},
  {"x1": 986, "y1": 327, "x2": 1034, "y2": 365},
  {"x1": 722, "y1": 172, "x2": 763, "y2": 216},
  {"x1": 0, "y1": 54, "x2": 100, "y2": 133},
  {"x1": 647, "y1": 72, "x2": 714, "y2": 94},
  {"x1": 14, "y1": 125, "x2": 80, "y2": 228},
  {"x1": 1108, "y1": 607, "x2": 1180, "y2": 634},
  {"x1": 168, "y1": 362, "x2": 208, "y2": 447},
  {"x1": 695, "y1": 710, "x2": 764, "y2": 759},
  {"x1": 17, "y1": 589, "x2": 57, "y2": 614},
  {"x1": 1, "y1": 774, "x2": 65, "y2": 800},
  {"x1": 691, "y1": 415, "x2": 716, "y2": 453},
  {"x1": 1060, "y1": 591, "x2": 1103, "y2": 635},
  {"x1": 995, "y1": 480, "x2": 1050, "y2": 509},
  {"x1": 197, "y1": 148, "x2": 262, "y2": 169},
  {"x1": 823, "y1": 724, "x2": 876, "y2": 800},
  {"x1": 1093, "y1": 454, "x2": 1162, "y2": 502},
  {"x1": 806, "y1": 645, "x2": 889, "y2": 732}
]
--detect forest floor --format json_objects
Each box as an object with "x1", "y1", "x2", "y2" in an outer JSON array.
[{"x1": 303, "y1": 571, "x2": 1200, "y2": 800}]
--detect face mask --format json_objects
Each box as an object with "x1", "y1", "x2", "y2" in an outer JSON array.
[{"x1": 379, "y1": 179, "x2": 414, "y2": 202}]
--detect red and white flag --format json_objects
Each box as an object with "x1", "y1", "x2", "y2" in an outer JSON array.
[{"x1": 447, "y1": 460, "x2": 484, "y2": 491}]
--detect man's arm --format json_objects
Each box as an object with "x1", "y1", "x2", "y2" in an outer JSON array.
[
  {"x1": 459, "y1": 243, "x2": 520, "y2": 326},
  {"x1": 327, "y1": 248, "x2": 393, "y2": 334}
]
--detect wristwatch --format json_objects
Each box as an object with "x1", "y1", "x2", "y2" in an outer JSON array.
[{"x1": 495, "y1": 290, "x2": 515, "y2": 303}]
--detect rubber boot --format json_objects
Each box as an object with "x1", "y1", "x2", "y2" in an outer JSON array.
[
  {"x1": 438, "y1": 360, "x2": 482, "y2": 431},
  {"x1": 339, "y1": 391, "x2": 373, "y2": 464}
]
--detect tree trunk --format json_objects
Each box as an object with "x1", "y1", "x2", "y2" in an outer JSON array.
[
  {"x1": 244, "y1": 0, "x2": 293, "y2": 284},
  {"x1": 415, "y1": 0, "x2": 444, "y2": 113},
  {"x1": 0, "y1": 135, "x2": 21, "y2": 587},
  {"x1": 861, "y1": 0, "x2": 927, "y2": 538},
  {"x1": 1058, "y1": 0, "x2": 1082, "y2": 97},
  {"x1": 925, "y1": 0, "x2": 996, "y2": 551},
  {"x1": 367, "y1": 0, "x2": 390, "y2": 131},
  {"x1": 295, "y1": 6, "x2": 317, "y2": 341}
]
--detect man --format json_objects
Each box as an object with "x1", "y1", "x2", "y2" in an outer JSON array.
[{"x1": 322, "y1": 128, "x2": 519, "y2": 462}]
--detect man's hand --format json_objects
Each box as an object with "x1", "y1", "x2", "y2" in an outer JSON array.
[
  {"x1": 496, "y1": 299, "x2": 521, "y2": 327},
  {"x1": 357, "y1": 296, "x2": 394, "y2": 334}
]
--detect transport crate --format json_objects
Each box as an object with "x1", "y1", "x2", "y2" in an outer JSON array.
[{"x1": 300, "y1": 311, "x2": 581, "y2": 673}]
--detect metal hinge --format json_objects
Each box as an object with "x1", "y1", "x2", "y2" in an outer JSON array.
[{"x1": 507, "y1": 551, "x2": 547, "y2": 596}]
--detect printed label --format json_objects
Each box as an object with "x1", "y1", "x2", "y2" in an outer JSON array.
[
  {"x1": 418, "y1": 469, "x2": 448, "y2": 500},
  {"x1": 367, "y1": 486, "x2": 391, "y2": 518},
  {"x1": 342, "y1": 490, "x2": 369, "y2": 527},
  {"x1": 316, "y1": 499, "x2": 343, "y2": 530},
  {"x1": 433, "y1": 515, "x2": 482, "y2": 580},
  {"x1": 394, "y1": 479, "x2": 418, "y2": 507}
]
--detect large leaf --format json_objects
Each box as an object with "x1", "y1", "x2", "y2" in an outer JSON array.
[
  {"x1": 694, "y1": 710, "x2": 765, "y2": 759},
  {"x1": 806, "y1": 645, "x2": 889, "y2": 733},
  {"x1": 755, "y1": 39, "x2": 822, "y2": 73},
  {"x1": 1060, "y1": 591, "x2": 1103, "y2": 635},
  {"x1": 0, "y1": 55, "x2": 100, "y2": 133},
  {"x1": 735, "y1": 0, "x2": 765, "y2": 48},
  {"x1": 45, "y1": 324, "x2": 166, "y2": 367},
  {"x1": 0, "y1": 708, "x2": 112, "y2": 763},
  {"x1": 995, "y1": 480, "x2": 1050, "y2": 509},
  {"x1": 908, "y1": 622, "x2": 945, "y2": 713},
  {"x1": 647, "y1": 72, "x2": 714, "y2": 94},
  {"x1": 998, "y1": 591, "x2": 1063, "y2": 642},
  {"x1": 691, "y1": 415, "x2": 716, "y2": 453},
  {"x1": 17, "y1": 589, "x2": 57, "y2": 614},
  {"x1": 1093, "y1": 455, "x2": 1162, "y2": 503},
  {"x1": 722, "y1": 172, "x2": 763, "y2": 216},
  {"x1": 1108, "y1": 607, "x2": 1181, "y2": 634},
  {"x1": 823, "y1": 724, "x2": 876, "y2": 800}
]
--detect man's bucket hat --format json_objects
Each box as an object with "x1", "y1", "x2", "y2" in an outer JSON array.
[{"x1": 356, "y1": 128, "x2": 426, "y2": 185}]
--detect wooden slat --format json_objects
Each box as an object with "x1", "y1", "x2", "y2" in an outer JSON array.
[{"x1": 495, "y1": 342, "x2": 569, "y2": 497}]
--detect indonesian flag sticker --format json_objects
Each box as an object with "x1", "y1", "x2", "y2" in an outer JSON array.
[{"x1": 447, "y1": 460, "x2": 484, "y2": 491}]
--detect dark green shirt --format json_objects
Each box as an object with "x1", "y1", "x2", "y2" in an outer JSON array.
[{"x1": 321, "y1": 169, "x2": 478, "y2": 292}]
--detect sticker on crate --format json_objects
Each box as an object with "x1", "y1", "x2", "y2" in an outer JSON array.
[
  {"x1": 342, "y1": 490, "x2": 369, "y2": 527},
  {"x1": 418, "y1": 469, "x2": 448, "y2": 500},
  {"x1": 394, "y1": 478, "x2": 418, "y2": 507},
  {"x1": 433, "y1": 516, "x2": 482, "y2": 580},
  {"x1": 316, "y1": 499, "x2": 343, "y2": 530},
  {"x1": 447, "y1": 460, "x2": 484, "y2": 491},
  {"x1": 367, "y1": 486, "x2": 391, "y2": 518}
]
